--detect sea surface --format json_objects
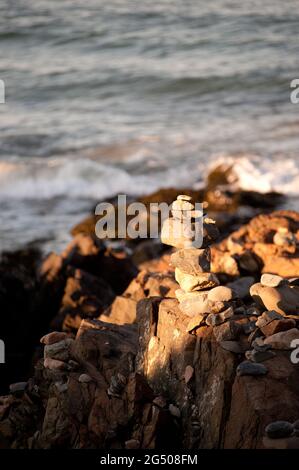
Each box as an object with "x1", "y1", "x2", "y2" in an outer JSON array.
[{"x1": 0, "y1": 0, "x2": 299, "y2": 252}]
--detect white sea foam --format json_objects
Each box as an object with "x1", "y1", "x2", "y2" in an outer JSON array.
[
  {"x1": 207, "y1": 154, "x2": 299, "y2": 196},
  {"x1": 0, "y1": 154, "x2": 298, "y2": 202}
]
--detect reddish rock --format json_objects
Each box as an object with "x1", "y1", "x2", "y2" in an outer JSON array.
[{"x1": 40, "y1": 332, "x2": 68, "y2": 345}]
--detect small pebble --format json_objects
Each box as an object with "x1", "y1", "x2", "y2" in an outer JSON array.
[
  {"x1": 125, "y1": 439, "x2": 140, "y2": 449},
  {"x1": 184, "y1": 365, "x2": 194, "y2": 384},
  {"x1": 78, "y1": 373, "x2": 92, "y2": 383},
  {"x1": 265, "y1": 421, "x2": 294, "y2": 439}
]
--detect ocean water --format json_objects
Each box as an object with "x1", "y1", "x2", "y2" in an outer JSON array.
[{"x1": 0, "y1": 0, "x2": 299, "y2": 252}]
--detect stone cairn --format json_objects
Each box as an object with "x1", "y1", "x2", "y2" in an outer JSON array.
[
  {"x1": 161, "y1": 194, "x2": 236, "y2": 324},
  {"x1": 162, "y1": 195, "x2": 299, "y2": 448}
]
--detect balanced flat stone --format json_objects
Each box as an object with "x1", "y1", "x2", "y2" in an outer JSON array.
[
  {"x1": 170, "y1": 247, "x2": 211, "y2": 276},
  {"x1": 161, "y1": 218, "x2": 195, "y2": 248},
  {"x1": 261, "y1": 273, "x2": 285, "y2": 288},
  {"x1": 207, "y1": 285, "x2": 234, "y2": 302},
  {"x1": 172, "y1": 199, "x2": 194, "y2": 212},
  {"x1": 177, "y1": 195, "x2": 192, "y2": 201},
  {"x1": 236, "y1": 360, "x2": 268, "y2": 377},
  {"x1": 175, "y1": 268, "x2": 219, "y2": 292}
]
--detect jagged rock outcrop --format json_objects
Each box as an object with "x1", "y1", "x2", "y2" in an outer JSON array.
[{"x1": 1, "y1": 206, "x2": 299, "y2": 449}]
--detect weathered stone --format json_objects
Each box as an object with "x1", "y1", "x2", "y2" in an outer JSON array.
[
  {"x1": 261, "y1": 273, "x2": 286, "y2": 288},
  {"x1": 261, "y1": 318, "x2": 296, "y2": 337},
  {"x1": 206, "y1": 313, "x2": 223, "y2": 327},
  {"x1": 265, "y1": 421, "x2": 294, "y2": 439},
  {"x1": 172, "y1": 199, "x2": 195, "y2": 212},
  {"x1": 220, "y1": 341, "x2": 247, "y2": 354},
  {"x1": 78, "y1": 374, "x2": 93, "y2": 383},
  {"x1": 177, "y1": 195, "x2": 192, "y2": 202},
  {"x1": 250, "y1": 282, "x2": 299, "y2": 316},
  {"x1": 263, "y1": 329, "x2": 299, "y2": 350},
  {"x1": 206, "y1": 306, "x2": 234, "y2": 327},
  {"x1": 236, "y1": 361, "x2": 268, "y2": 377},
  {"x1": 245, "y1": 349, "x2": 276, "y2": 363},
  {"x1": 170, "y1": 247, "x2": 210, "y2": 276},
  {"x1": 40, "y1": 332, "x2": 68, "y2": 345},
  {"x1": 256, "y1": 311, "x2": 283, "y2": 328},
  {"x1": 43, "y1": 357, "x2": 68, "y2": 371},
  {"x1": 208, "y1": 300, "x2": 228, "y2": 314},
  {"x1": 208, "y1": 286, "x2": 235, "y2": 302},
  {"x1": 252, "y1": 339, "x2": 272, "y2": 352},
  {"x1": 175, "y1": 268, "x2": 219, "y2": 292},
  {"x1": 213, "y1": 321, "x2": 241, "y2": 342},
  {"x1": 161, "y1": 218, "x2": 195, "y2": 249},
  {"x1": 44, "y1": 338, "x2": 74, "y2": 362}
]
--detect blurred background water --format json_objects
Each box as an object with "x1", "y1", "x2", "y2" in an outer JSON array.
[{"x1": 0, "y1": 0, "x2": 299, "y2": 252}]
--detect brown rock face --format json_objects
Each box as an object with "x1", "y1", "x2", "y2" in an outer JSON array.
[
  {"x1": 52, "y1": 268, "x2": 115, "y2": 332},
  {"x1": 224, "y1": 355, "x2": 299, "y2": 448}
]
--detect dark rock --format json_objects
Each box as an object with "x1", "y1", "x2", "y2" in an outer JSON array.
[
  {"x1": 265, "y1": 421, "x2": 294, "y2": 439},
  {"x1": 236, "y1": 361, "x2": 268, "y2": 377}
]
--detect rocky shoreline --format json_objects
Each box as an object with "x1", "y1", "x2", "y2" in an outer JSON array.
[{"x1": 1, "y1": 170, "x2": 299, "y2": 449}]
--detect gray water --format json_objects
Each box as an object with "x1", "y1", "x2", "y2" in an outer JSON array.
[{"x1": 0, "y1": 0, "x2": 299, "y2": 252}]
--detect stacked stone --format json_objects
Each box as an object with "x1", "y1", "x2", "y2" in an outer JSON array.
[{"x1": 161, "y1": 195, "x2": 236, "y2": 322}]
